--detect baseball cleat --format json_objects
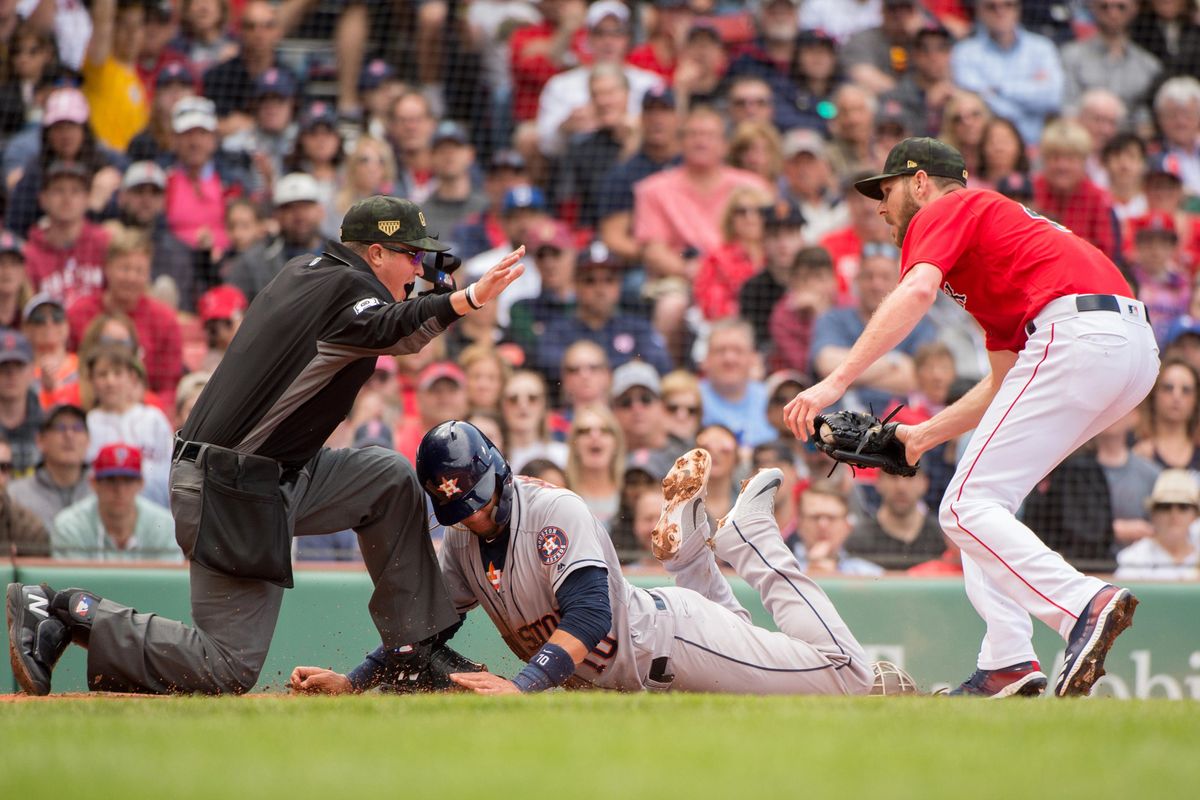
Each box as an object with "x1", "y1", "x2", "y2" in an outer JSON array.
[
  {"x1": 7, "y1": 582, "x2": 71, "y2": 696},
  {"x1": 717, "y1": 468, "x2": 783, "y2": 531},
  {"x1": 945, "y1": 661, "x2": 1048, "y2": 698},
  {"x1": 651, "y1": 448, "x2": 711, "y2": 561},
  {"x1": 1055, "y1": 585, "x2": 1138, "y2": 697}
]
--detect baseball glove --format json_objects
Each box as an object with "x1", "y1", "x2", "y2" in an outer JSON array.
[
  {"x1": 811, "y1": 407, "x2": 917, "y2": 477},
  {"x1": 379, "y1": 644, "x2": 487, "y2": 694},
  {"x1": 870, "y1": 660, "x2": 921, "y2": 696}
]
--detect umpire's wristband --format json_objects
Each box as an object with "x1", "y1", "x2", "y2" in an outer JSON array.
[{"x1": 511, "y1": 643, "x2": 575, "y2": 693}]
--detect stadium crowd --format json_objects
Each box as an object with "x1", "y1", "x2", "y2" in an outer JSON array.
[{"x1": 0, "y1": 0, "x2": 1197, "y2": 580}]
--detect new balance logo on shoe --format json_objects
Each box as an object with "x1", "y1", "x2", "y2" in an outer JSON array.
[{"x1": 27, "y1": 592, "x2": 49, "y2": 619}]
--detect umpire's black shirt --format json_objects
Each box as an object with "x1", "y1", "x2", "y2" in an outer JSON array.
[{"x1": 182, "y1": 242, "x2": 460, "y2": 468}]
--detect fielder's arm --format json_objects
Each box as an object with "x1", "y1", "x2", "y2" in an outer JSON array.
[
  {"x1": 786, "y1": 262, "x2": 942, "y2": 439},
  {"x1": 898, "y1": 348, "x2": 1018, "y2": 462}
]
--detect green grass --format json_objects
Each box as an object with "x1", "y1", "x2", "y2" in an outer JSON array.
[{"x1": 2, "y1": 693, "x2": 1197, "y2": 799}]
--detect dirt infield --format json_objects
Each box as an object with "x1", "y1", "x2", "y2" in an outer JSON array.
[{"x1": 0, "y1": 691, "x2": 282, "y2": 702}]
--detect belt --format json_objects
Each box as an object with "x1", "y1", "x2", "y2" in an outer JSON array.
[
  {"x1": 172, "y1": 437, "x2": 204, "y2": 463},
  {"x1": 648, "y1": 592, "x2": 674, "y2": 684},
  {"x1": 1025, "y1": 294, "x2": 1147, "y2": 336}
]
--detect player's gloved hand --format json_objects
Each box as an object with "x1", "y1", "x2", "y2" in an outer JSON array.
[
  {"x1": 812, "y1": 407, "x2": 918, "y2": 477},
  {"x1": 289, "y1": 666, "x2": 354, "y2": 695}
]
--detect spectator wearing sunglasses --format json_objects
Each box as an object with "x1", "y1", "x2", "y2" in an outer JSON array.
[
  {"x1": 23, "y1": 294, "x2": 76, "y2": 410},
  {"x1": 660, "y1": 369, "x2": 703, "y2": 447},
  {"x1": 9, "y1": 403, "x2": 92, "y2": 535},
  {"x1": 695, "y1": 186, "x2": 774, "y2": 321},
  {"x1": 0, "y1": 431, "x2": 49, "y2": 556},
  {"x1": 611, "y1": 361, "x2": 687, "y2": 465},
  {"x1": 1115, "y1": 469, "x2": 1200, "y2": 580}
]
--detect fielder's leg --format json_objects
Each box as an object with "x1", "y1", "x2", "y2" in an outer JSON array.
[
  {"x1": 939, "y1": 308, "x2": 1159, "y2": 695},
  {"x1": 651, "y1": 449, "x2": 749, "y2": 622}
]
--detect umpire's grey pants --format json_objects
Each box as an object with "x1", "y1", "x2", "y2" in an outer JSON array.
[{"x1": 85, "y1": 446, "x2": 460, "y2": 694}]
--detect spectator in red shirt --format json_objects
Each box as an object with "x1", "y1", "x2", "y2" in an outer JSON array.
[
  {"x1": 628, "y1": 0, "x2": 694, "y2": 81},
  {"x1": 509, "y1": 0, "x2": 589, "y2": 123},
  {"x1": 768, "y1": 245, "x2": 837, "y2": 375},
  {"x1": 1033, "y1": 118, "x2": 1118, "y2": 259},
  {"x1": 23, "y1": 161, "x2": 110, "y2": 308},
  {"x1": 66, "y1": 226, "x2": 182, "y2": 408},
  {"x1": 694, "y1": 185, "x2": 774, "y2": 320}
]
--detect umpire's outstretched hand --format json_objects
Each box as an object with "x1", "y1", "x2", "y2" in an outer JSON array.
[{"x1": 472, "y1": 246, "x2": 527, "y2": 306}]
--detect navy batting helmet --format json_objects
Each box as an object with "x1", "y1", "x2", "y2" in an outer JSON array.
[{"x1": 417, "y1": 420, "x2": 514, "y2": 527}]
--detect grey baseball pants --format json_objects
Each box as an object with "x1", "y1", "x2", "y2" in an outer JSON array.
[{"x1": 84, "y1": 445, "x2": 459, "y2": 694}]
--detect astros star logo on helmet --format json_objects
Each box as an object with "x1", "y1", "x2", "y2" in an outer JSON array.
[{"x1": 438, "y1": 477, "x2": 461, "y2": 498}]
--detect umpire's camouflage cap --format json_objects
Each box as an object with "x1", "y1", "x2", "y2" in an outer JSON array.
[
  {"x1": 854, "y1": 137, "x2": 968, "y2": 201},
  {"x1": 339, "y1": 195, "x2": 450, "y2": 251}
]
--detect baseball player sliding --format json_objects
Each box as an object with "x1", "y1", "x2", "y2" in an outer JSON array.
[
  {"x1": 786, "y1": 137, "x2": 1157, "y2": 698},
  {"x1": 291, "y1": 421, "x2": 874, "y2": 696}
]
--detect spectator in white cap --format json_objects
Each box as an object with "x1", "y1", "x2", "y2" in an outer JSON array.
[
  {"x1": 165, "y1": 96, "x2": 245, "y2": 259},
  {"x1": 535, "y1": 0, "x2": 664, "y2": 157},
  {"x1": 227, "y1": 172, "x2": 325, "y2": 301},
  {"x1": 117, "y1": 160, "x2": 199, "y2": 311}
]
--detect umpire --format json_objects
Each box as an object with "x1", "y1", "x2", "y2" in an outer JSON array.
[{"x1": 6, "y1": 196, "x2": 526, "y2": 695}]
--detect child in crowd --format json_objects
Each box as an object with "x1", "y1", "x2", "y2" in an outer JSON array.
[
  {"x1": 84, "y1": 344, "x2": 173, "y2": 508},
  {"x1": 1129, "y1": 212, "x2": 1190, "y2": 346}
]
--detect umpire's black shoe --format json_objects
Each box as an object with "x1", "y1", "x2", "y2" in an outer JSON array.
[
  {"x1": 6, "y1": 583, "x2": 71, "y2": 696},
  {"x1": 1055, "y1": 585, "x2": 1138, "y2": 697}
]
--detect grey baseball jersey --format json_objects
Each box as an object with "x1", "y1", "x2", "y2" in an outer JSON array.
[{"x1": 440, "y1": 476, "x2": 872, "y2": 694}]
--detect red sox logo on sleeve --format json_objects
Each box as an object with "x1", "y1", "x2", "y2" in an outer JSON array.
[{"x1": 536, "y1": 526, "x2": 569, "y2": 565}]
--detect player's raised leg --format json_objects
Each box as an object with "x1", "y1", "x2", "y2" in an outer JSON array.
[
  {"x1": 710, "y1": 468, "x2": 872, "y2": 691},
  {"x1": 651, "y1": 449, "x2": 749, "y2": 621}
]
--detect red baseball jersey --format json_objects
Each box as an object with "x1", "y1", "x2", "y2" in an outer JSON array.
[{"x1": 900, "y1": 189, "x2": 1133, "y2": 352}]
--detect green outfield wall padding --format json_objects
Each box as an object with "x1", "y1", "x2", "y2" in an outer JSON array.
[{"x1": 5, "y1": 565, "x2": 1199, "y2": 698}]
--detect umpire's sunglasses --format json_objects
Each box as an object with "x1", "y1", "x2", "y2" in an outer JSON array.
[{"x1": 378, "y1": 243, "x2": 426, "y2": 266}]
